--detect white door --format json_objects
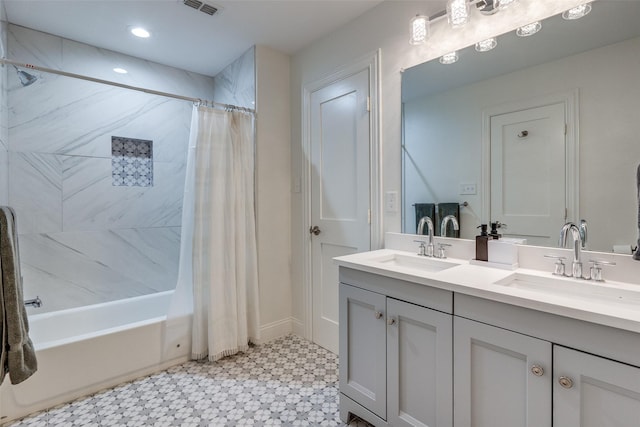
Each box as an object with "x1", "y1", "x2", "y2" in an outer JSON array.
[
  {"x1": 453, "y1": 317, "x2": 552, "y2": 427},
  {"x1": 490, "y1": 102, "x2": 566, "y2": 246},
  {"x1": 310, "y1": 69, "x2": 371, "y2": 354},
  {"x1": 554, "y1": 346, "x2": 640, "y2": 427}
]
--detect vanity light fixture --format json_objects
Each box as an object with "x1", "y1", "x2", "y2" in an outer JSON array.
[
  {"x1": 562, "y1": 2, "x2": 592, "y2": 20},
  {"x1": 130, "y1": 27, "x2": 151, "y2": 38},
  {"x1": 516, "y1": 21, "x2": 542, "y2": 37},
  {"x1": 113, "y1": 68, "x2": 128, "y2": 74},
  {"x1": 439, "y1": 51, "x2": 459, "y2": 65},
  {"x1": 447, "y1": 0, "x2": 470, "y2": 28},
  {"x1": 409, "y1": 15, "x2": 430, "y2": 45},
  {"x1": 475, "y1": 37, "x2": 497, "y2": 52}
]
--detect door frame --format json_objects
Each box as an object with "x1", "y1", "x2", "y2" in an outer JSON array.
[
  {"x1": 301, "y1": 50, "x2": 382, "y2": 341},
  {"x1": 481, "y1": 89, "x2": 579, "y2": 227}
]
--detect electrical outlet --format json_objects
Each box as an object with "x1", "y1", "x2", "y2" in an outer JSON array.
[{"x1": 459, "y1": 183, "x2": 477, "y2": 195}]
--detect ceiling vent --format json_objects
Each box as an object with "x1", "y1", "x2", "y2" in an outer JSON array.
[{"x1": 182, "y1": 0, "x2": 220, "y2": 16}]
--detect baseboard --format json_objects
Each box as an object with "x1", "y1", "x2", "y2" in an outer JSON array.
[
  {"x1": 257, "y1": 317, "x2": 293, "y2": 344},
  {"x1": 291, "y1": 317, "x2": 305, "y2": 338}
]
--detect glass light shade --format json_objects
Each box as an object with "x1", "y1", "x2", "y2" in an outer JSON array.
[
  {"x1": 516, "y1": 21, "x2": 542, "y2": 37},
  {"x1": 439, "y1": 51, "x2": 459, "y2": 65},
  {"x1": 562, "y1": 3, "x2": 592, "y2": 20},
  {"x1": 475, "y1": 38, "x2": 497, "y2": 52},
  {"x1": 409, "y1": 15, "x2": 430, "y2": 45},
  {"x1": 447, "y1": 0, "x2": 470, "y2": 28},
  {"x1": 497, "y1": 0, "x2": 517, "y2": 9}
]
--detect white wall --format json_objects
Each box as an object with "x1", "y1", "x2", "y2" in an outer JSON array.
[
  {"x1": 255, "y1": 45, "x2": 292, "y2": 342},
  {"x1": 289, "y1": 0, "x2": 585, "y2": 330},
  {"x1": 403, "y1": 36, "x2": 640, "y2": 250},
  {"x1": 0, "y1": 3, "x2": 8, "y2": 205}
]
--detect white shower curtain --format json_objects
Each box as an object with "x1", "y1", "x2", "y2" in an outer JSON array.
[{"x1": 168, "y1": 105, "x2": 260, "y2": 362}]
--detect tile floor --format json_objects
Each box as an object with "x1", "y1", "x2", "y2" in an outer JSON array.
[{"x1": 7, "y1": 335, "x2": 373, "y2": 427}]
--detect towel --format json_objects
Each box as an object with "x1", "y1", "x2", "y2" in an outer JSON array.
[
  {"x1": 0, "y1": 206, "x2": 37, "y2": 385},
  {"x1": 414, "y1": 203, "x2": 436, "y2": 235},
  {"x1": 634, "y1": 165, "x2": 640, "y2": 260},
  {"x1": 437, "y1": 203, "x2": 460, "y2": 238}
]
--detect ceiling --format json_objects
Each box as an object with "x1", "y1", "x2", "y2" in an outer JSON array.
[{"x1": 2, "y1": 0, "x2": 384, "y2": 77}]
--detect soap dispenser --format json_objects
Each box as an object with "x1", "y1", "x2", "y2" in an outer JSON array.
[
  {"x1": 489, "y1": 222, "x2": 503, "y2": 240},
  {"x1": 476, "y1": 224, "x2": 489, "y2": 262}
]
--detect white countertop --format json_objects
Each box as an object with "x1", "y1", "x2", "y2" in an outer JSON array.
[{"x1": 335, "y1": 249, "x2": 640, "y2": 334}]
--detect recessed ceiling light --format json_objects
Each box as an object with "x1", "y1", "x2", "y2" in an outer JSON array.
[
  {"x1": 562, "y1": 3, "x2": 592, "y2": 20},
  {"x1": 113, "y1": 68, "x2": 128, "y2": 74},
  {"x1": 475, "y1": 38, "x2": 497, "y2": 52},
  {"x1": 439, "y1": 51, "x2": 459, "y2": 65},
  {"x1": 130, "y1": 27, "x2": 151, "y2": 38}
]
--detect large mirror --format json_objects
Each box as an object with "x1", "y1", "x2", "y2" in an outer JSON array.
[{"x1": 401, "y1": 1, "x2": 640, "y2": 253}]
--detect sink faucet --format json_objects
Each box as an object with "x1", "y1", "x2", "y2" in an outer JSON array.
[
  {"x1": 417, "y1": 216, "x2": 435, "y2": 257},
  {"x1": 440, "y1": 214, "x2": 459, "y2": 237},
  {"x1": 559, "y1": 222, "x2": 583, "y2": 278}
]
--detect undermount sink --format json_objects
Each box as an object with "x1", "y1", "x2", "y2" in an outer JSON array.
[
  {"x1": 368, "y1": 252, "x2": 460, "y2": 273},
  {"x1": 493, "y1": 273, "x2": 640, "y2": 310}
]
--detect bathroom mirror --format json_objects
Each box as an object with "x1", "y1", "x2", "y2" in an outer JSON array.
[{"x1": 401, "y1": 1, "x2": 640, "y2": 252}]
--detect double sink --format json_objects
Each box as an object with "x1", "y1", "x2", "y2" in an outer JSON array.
[{"x1": 358, "y1": 250, "x2": 640, "y2": 314}]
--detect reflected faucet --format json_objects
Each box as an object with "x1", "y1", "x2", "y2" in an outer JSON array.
[
  {"x1": 417, "y1": 216, "x2": 435, "y2": 257},
  {"x1": 440, "y1": 214, "x2": 459, "y2": 237},
  {"x1": 559, "y1": 222, "x2": 583, "y2": 278}
]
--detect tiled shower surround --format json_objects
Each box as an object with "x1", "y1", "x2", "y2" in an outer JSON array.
[{"x1": 5, "y1": 24, "x2": 220, "y2": 313}]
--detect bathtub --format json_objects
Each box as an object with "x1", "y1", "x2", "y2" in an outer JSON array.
[{"x1": 0, "y1": 291, "x2": 191, "y2": 425}]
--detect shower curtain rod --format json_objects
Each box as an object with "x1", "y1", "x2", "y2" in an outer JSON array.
[{"x1": 0, "y1": 58, "x2": 256, "y2": 114}]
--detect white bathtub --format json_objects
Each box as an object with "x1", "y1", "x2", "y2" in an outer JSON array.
[{"x1": 0, "y1": 291, "x2": 191, "y2": 425}]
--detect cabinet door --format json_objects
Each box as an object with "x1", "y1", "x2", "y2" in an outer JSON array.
[
  {"x1": 339, "y1": 283, "x2": 387, "y2": 419},
  {"x1": 554, "y1": 346, "x2": 640, "y2": 427},
  {"x1": 387, "y1": 298, "x2": 453, "y2": 427},
  {"x1": 453, "y1": 317, "x2": 552, "y2": 427}
]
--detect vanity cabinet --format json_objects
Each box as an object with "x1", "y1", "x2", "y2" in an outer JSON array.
[
  {"x1": 554, "y1": 346, "x2": 640, "y2": 427},
  {"x1": 339, "y1": 280, "x2": 453, "y2": 427},
  {"x1": 453, "y1": 317, "x2": 551, "y2": 427},
  {"x1": 454, "y1": 316, "x2": 640, "y2": 427}
]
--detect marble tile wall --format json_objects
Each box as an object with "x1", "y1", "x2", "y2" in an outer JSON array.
[
  {"x1": 7, "y1": 25, "x2": 216, "y2": 313},
  {"x1": 213, "y1": 46, "x2": 255, "y2": 109}
]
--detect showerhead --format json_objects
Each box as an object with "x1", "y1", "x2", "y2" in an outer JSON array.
[{"x1": 12, "y1": 65, "x2": 38, "y2": 87}]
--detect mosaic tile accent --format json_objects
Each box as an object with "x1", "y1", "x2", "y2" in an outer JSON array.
[
  {"x1": 111, "y1": 136, "x2": 153, "y2": 187},
  {"x1": 8, "y1": 335, "x2": 374, "y2": 427}
]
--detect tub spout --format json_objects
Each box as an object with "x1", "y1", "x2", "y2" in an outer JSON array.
[{"x1": 24, "y1": 296, "x2": 42, "y2": 308}]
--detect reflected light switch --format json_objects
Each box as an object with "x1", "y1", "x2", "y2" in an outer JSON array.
[{"x1": 385, "y1": 191, "x2": 398, "y2": 212}]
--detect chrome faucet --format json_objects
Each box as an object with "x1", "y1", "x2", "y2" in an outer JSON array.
[
  {"x1": 416, "y1": 216, "x2": 435, "y2": 257},
  {"x1": 440, "y1": 214, "x2": 459, "y2": 237},
  {"x1": 559, "y1": 222, "x2": 583, "y2": 278}
]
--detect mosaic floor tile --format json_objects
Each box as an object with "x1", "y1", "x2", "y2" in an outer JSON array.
[{"x1": 7, "y1": 335, "x2": 374, "y2": 427}]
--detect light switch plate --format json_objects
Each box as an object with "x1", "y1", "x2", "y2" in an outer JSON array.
[{"x1": 459, "y1": 183, "x2": 477, "y2": 195}]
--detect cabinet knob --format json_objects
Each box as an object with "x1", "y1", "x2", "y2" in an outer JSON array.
[
  {"x1": 531, "y1": 365, "x2": 544, "y2": 377},
  {"x1": 387, "y1": 317, "x2": 396, "y2": 326},
  {"x1": 558, "y1": 376, "x2": 574, "y2": 389},
  {"x1": 374, "y1": 311, "x2": 383, "y2": 320}
]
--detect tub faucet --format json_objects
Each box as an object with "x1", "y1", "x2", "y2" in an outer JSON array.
[
  {"x1": 440, "y1": 214, "x2": 459, "y2": 237},
  {"x1": 417, "y1": 216, "x2": 435, "y2": 257},
  {"x1": 559, "y1": 222, "x2": 583, "y2": 278}
]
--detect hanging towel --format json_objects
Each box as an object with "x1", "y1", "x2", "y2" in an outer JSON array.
[
  {"x1": 437, "y1": 203, "x2": 461, "y2": 238},
  {"x1": 0, "y1": 206, "x2": 37, "y2": 385},
  {"x1": 414, "y1": 203, "x2": 436, "y2": 235},
  {"x1": 634, "y1": 165, "x2": 640, "y2": 260}
]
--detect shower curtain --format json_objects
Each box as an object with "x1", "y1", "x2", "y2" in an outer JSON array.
[{"x1": 168, "y1": 105, "x2": 260, "y2": 362}]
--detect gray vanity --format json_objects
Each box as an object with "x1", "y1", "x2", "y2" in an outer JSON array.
[{"x1": 335, "y1": 234, "x2": 640, "y2": 427}]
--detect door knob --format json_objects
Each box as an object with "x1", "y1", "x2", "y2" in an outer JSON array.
[
  {"x1": 387, "y1": 317, "x2": 396, "y2": 326},
  {"x1": 310, "y1": 225, "x2": 321, "y2": 235},
  {"x1": 531, "y1": 365, "x2": 544, "y2": 377},
  {"x1": 558, "y1": 376, "x2": 574, "y2": 389},
  {"x1": 374, "y1": 311, "x2": 383, "y2": 319}
]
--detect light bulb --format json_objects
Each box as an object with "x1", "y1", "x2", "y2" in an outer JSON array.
[
  {"x1": 130, "y1": 27, "x2": 151, "y2": 38},
  {"x1": 447, "y1": 0, "x2": 470, "y2": 28},
  {"x1": 516, "y1": 21, "x2": 542, "y2": 37},
  {"x1": 562, "y1": 3, "x2": 592, "y2": 20},
  {"x1": 475, "y1": 38, "x2": 497, "y2": 52},
  {"x1": 409, "y1": 15, "x2": 429, "y2": 45},
  {"x1": 439, "y1": 51, "x2": 459, "y2": 65}
]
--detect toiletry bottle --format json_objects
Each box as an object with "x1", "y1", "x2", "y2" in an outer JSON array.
[{"x1": 476, "y1": 224, "x2": 489, "y2": 261}]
